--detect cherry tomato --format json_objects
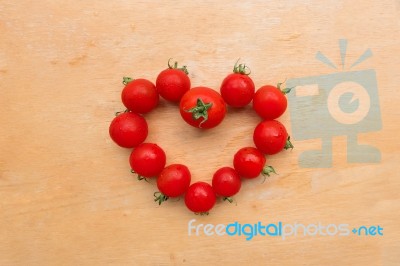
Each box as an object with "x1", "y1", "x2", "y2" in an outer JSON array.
[
  {"x1": 233, "y1": 147, "x2": 276, "y2": 178},
  {"x1": 220, "y1": 61, "x2": 255, "y2": 107},
  {"x1": 109, "y1": 112, "x2": 148, "y2": 148},
  {"x1": 252, "y1": 84, "x2": 291, "y2": 120},
  {"x1": 121, "y1": 78, "x2": 159, "y2": 114},
  {"x1": 185, "y1": 182, "x2": 216, "y2": 214},
  {"x1": 156, "y1": 59, "x2": 191, "y2": 102},
  {"x1": 253, "y1": 120, "x2": 293, "y2": 155},
  {"x1": 129, "y1": 143, "x2": 166, "y2": 178},
  {"x1": 212, "y1": 167, "x2": 241, "y2": 198},
  {"x1": 154, "y1": 164, "x2": 191, "y2": 205},
  {"x1": 180, "y1": 87, "x2": 226, "y2": 129},
  {"x1": 234, "y1": 147, "x2": 265, "y2": 178}
]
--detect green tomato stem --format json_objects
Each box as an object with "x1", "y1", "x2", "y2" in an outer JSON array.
[
  {"x1": 167, "y1": 58, "x2": 189, "y2": 75},
  {"x1": 154, "y1": 192, "x2": 169, "y2": 205},
  {"x1": 122, "y1": 76, "x2": 134, "y2": 85},
  {"x1": 223, "y1": 197, "x2": 234, "y2": 203},
  {"x1": 131, "y1": 169, "x2": 150, "y2": 182},
  {"x1": 262, "y1": 165, "x2": 277, "y2": 177},
  {"x1": 195, "y1": 212, "x2": 209, "y2": 216},
  {"x1": 260, "y1": 165, "x2": 277, "y2": 184},
  {"x1": 284, "y1": 136, "x2": 294, "y2": 150},
  {"x1": 223, "y1": 197, "x2": 237, "y2": 205},
  {"x1": 185, "y1": 98, "x2": 213, "y2": 128},
  {"x1": 137, "y1": 175, "x2": 149, "y2": 182},
  {"x1": 277, "y1": 80, "x2": 293, "y2": 95},
  {"x1": 233, "y1": 58, "x2": 251, "y2": 75},
  {"x1": 115, "y1": 109, "x2": 129, "y2": 116}
]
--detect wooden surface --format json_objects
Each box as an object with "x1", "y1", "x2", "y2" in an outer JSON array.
[{"x1": 1, "y1": 1, "x2": 400, "y2": 265}]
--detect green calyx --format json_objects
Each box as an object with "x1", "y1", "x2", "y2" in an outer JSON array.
[
  {"x1": 284, "y1": 136, "x2": 294, "y2": 150},
  {"x1": 185, "y1": 98, "x2": 213, "y2": 128},
  {"x1": 168, "y1": 58, "x2": 189, "y2": 75},
  {"x1": 131, "y1": 169, "x2": 150, "y2": 182},
  {"x1": 262, "y1": 165, "x2": 277, "y2": 177},
  {"x1": 154, "y1": 192, "x2": 169, "y2": 205},
  {"x1": 122, "y1": 76, "x2": 134, "y2": 85},
  {"x1": 233, "y1": 58, "x2": 251, "y2": 75},
  {"x1": 223, "y1": 197, "x2": 237, "y2": 205},
  {"x1": 194, "y1": 212, "x2": 209, "y2": 216},
  {"x1": 260, "y1": 165, "x2": 277, "y2": 184},
  {"x1": 277, "y1": 80, "x2": 293, "y2": 95},
  {"x1": 115, "y1": 109, "x2": 129, "y2": 116},
  {"x1": 223, "y1": 197, "x2": 234, "y2": 203},
  {"x1": 137, "y1": 175, "x2": 148, "y2": 182}
]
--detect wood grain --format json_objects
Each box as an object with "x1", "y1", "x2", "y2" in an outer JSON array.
[{"x1": 1, "y1": 1, "x2": 400, "y2": 265}]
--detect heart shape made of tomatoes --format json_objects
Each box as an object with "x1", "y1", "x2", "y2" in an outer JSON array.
[{"x1": 109, "y1": 59, "x2": 293, "y2": 215}]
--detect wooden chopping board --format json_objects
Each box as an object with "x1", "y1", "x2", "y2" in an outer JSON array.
[{"x1": 1, "y1": 1, "x2": 400, "y2": 265}]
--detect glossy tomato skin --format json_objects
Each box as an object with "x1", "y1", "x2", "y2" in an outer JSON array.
[
  {"x1": 233, "y1": 147, "x2": 266, "y2": 178},
  {"x1": 121, "y1": 79, "x2": 159, "y2": 114},
  {"x1": 220, "y1": 73, "x2": 255, "y2": 107},
  {"x1": 253, "y1": 85, "x2": 287, "y2": 120},
  {"x1": 253, "y1": 120, "x2": 288, "y2": 155},
  {"x1": 212, "y1": 167, "x2": 241, "y2": 197},
  {"x1": 156, "y1": 68, "x2": 191, "y2": 102},
  {"x1": 129, "y1": 143, "x2": 166, "y2": 178},
  {"x1": 185, "y1": 182, "x2": 216, "y2": 213},
  {"x1": 157, "y1": 164, "x2": 191, "y2": 197},
  {"x1": 109, "y1": 112, "x2": 148, "y2": 148},
  {"x1": 179, "y1": 87, "x2": 227, "y2": 129}
]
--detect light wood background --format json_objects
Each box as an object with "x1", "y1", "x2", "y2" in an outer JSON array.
[{"x1": 1, "y1": 1, "x2": 400, "y2": 265}]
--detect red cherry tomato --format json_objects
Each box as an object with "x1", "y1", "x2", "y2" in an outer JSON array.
[
  {"x1": 233, "y1": 147, "x2": 267, "y2": 178},
  {"x1": 253, "y1": 84, "x2": 291, "y2": 120},
  {"x1": 212, "y1": 167, "x2": 241, "y2": 198},
  {"x1": 109, "y1": 112, "x2": 148, "y2": 148},
  {"x1": 121, "y1": 78, "x2": 159, "y2": 114},
  {"x1": 185, "y1": 182, "x2": 216, "y2": 214},
  {"x1": 129, "y1": 143, "x2": 166, "y2": 178},
  {"x1": 156, "y1": 59, "x2": 191, "y2": 102},
  {"x1": 220, "y1": 61, "x2": 255, "y2": 107},
  {"x1": 253, "y1": 120, "x2": 293, "y2": 155},
  {"x1": 179, "y1": 87, "x2": 227, "y2": 129},
  {"x1": 154, "y1": 164, "x2": 191, "y2": 205}
]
